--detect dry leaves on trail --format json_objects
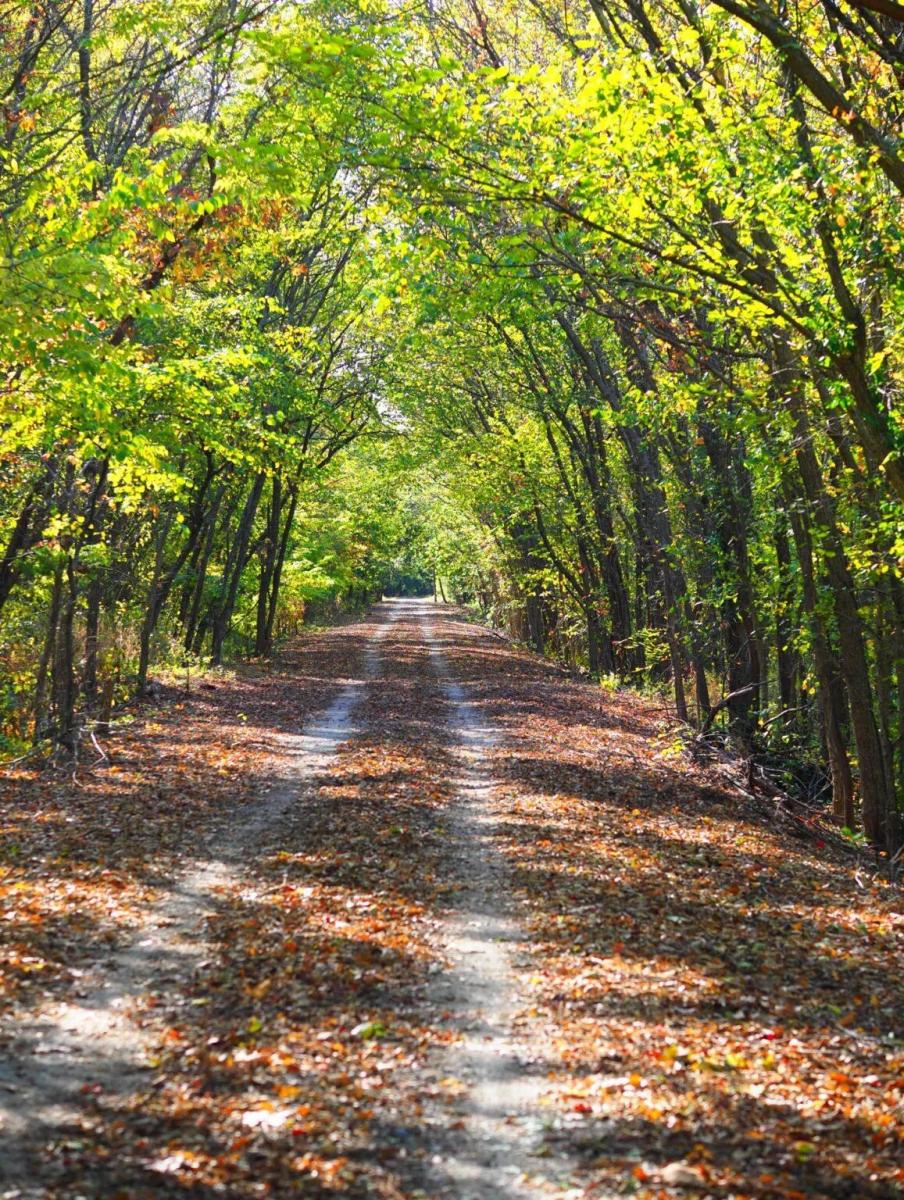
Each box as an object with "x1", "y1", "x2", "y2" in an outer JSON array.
[
  {"x1": 16, "y1": 620, "x2": 467, "y2": 1199},
  {"x1": 441, "y1": 624, "x2": 903, "y2": 1200},
  {"x1": 1, "y1": 610, "x2": 901, "y2": 1200},
  {"x1": 0, "y1": 625, "x2": 367, "y2": 1014}
]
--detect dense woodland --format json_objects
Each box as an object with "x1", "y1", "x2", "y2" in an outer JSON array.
[{"x1": 0, "y1": 0, "x2": 901, "y2": 856}]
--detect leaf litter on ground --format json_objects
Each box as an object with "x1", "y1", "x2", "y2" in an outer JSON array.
[{"x1": 0, "y1": 608, "x2": 900, "y2": 1200}]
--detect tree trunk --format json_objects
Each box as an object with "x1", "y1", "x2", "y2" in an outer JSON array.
[
  {"x1": 52, "y1": 556, "x2": 79, "y2": 759},
  {"x1": 210, "y1": 473, "x2": 265, "y2": 665},
  {"x1": 183, "y1": 488, "x2": 226, "y2": 652},
  {"x1": 782, "y1": 479, "x2": 855, "y2": 827},
  {"x1": 254, "y1": 476, "x2": 282, "y2": 657},
  {"x1": 84, "y1": 576, "x2": 101, "y2": 704},
  {"x1": 781, "y1": 364, "x2": 892, "y2": 846},
  {"x1": 774, "y1": 518, "x2": 798, "y2": 720},
  {"x1": 33, "y1": 559, "x2": 64, "y2": 745}
]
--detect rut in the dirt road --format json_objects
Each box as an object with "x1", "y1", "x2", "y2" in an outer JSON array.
[
  {"x1": 418, "y1": 611, "x2": 579, "y2": 1200},
  {"x1": 0, "y1": 612, "x2": 394, "y2": 1193}
]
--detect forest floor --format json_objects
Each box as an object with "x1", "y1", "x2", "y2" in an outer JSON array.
[{"x1": 0, "y1": 600, "x2": 901, "y2": 1200}]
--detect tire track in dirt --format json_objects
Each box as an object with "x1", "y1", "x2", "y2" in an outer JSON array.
[
  {"x1": 0, "y1": 612, "x2": 395, "y2": 1192},
  {"x1": 419, "y1": 609, "x2": 581, "y2": 1200}
]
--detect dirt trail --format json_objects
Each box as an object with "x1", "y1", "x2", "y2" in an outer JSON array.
[
  {"x1": 0, "y1": 613, "x2": 393, "y2": 1190},
  {"x1": 419, "y1": 610, "x2": 579, "y2": 1199},
  {"x1": 1, "y1": 601, "x2": 900, "y2": 1200},
  {"x1": 0, "y1": 602, "x2": 579, "y2": 1199}
]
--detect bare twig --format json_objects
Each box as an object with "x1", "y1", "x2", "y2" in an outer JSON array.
[
  {"x1": 90, "y1": 731, "x2": 109, "y2": 765},
  {"x1": 700, "y1": 683, "x2": 759, "y2": 735}
]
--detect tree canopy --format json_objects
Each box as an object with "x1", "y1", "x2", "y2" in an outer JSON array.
[{"x1": 0, "y1": 0, "x2": 901, "y2": 854}]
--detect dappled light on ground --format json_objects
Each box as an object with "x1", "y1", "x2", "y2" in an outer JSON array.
[{"x1": 0, "y1": 605, "x2": 900, "y2": 1199}]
